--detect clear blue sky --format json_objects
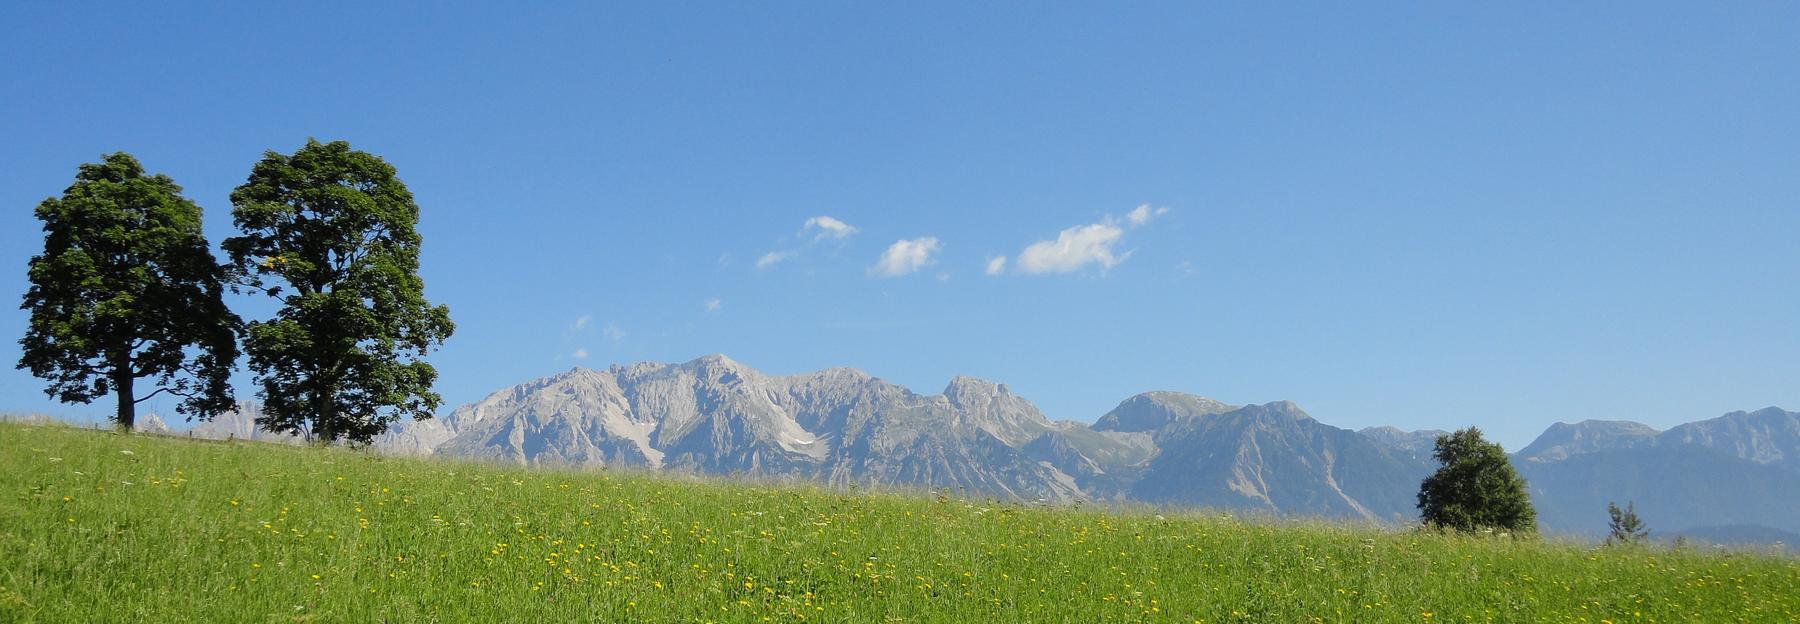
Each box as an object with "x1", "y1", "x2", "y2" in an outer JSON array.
[{"x1": 3, "y1": 3, "x2": 1796, "y2": 449}]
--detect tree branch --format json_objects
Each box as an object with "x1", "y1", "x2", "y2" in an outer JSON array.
[{"x1": 133, "y1": 386, "x2": 173, "y2": 404}]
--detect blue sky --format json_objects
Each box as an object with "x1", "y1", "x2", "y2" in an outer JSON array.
[{"x1": 2, "y1": 3, "x2": 1796, "y2": 449}]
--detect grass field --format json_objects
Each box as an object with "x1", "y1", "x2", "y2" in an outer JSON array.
[{"x1": 3, "y1": 422, "x2": 1797, "y2": 623}]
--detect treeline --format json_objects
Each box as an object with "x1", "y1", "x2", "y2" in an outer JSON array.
[{"x1": 17, "y1": 140, "x2": 452, "y2": 444}]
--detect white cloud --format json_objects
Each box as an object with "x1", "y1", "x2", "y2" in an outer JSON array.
[
  {"x1": 1125, "y1": 204, "x2": 1169, "y2": 227},
  {"x1": 1015, "y1": 222, "x2": 1127, "y2": 274},
  {"x1": 750, "y1": 217, "x2": 859, "y2": 273},
  {"x1": 704, "y1": 297, "x2": 722, "y2": 312},
  {"x1": 571, "y1": 314, "x2": 592, "y2": 331},
  {"x1": 755, "y1": 250, "x2": 793, "y2": 270},
  {"x1": 1009, "y1": 206, "x2": 1168, "y2": 275},
  {"x1": 601, "y1": 323, "x2": 626, "y2": 343},
  {"x1": 984, "y1": 255, "x2": 1007, "y2": 276},
  {"x1": 869, "y1": 237, "x2": 941, "y2": 278},
  {"x1": 572, "y1": 347, "x2": 589, "y2": 359},
  {"x1": 802, "y1": 216, "x2": 858, "y2": 241}
]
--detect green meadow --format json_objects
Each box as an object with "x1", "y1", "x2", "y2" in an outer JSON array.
[{"x1": 2, "y1": 422, "x2": 1796, "y2": 623}]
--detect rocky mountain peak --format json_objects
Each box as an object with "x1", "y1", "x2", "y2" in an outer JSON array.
[
  {"x1": 687, "y1": 353, "x2": 745, "y2": 371},
  {"x1": 811, "y1": 366, "x2": 874, "y2": 382},
  {"x1": 1358, "y1": 426, "x2": 1450, "y2": 457},
  {"x1": 548, "y1": 366, "x2": 605, "y2": 384},
  {"x1": 677, "y1": 354, "x2": 761, "y2": 386},
  {"x1": 935, "y1": 375, "x2": 1049, "y2": 446},
  {"x1": 1092, "y1": 391, "x2": 1235, "y2": 433},
  {"x1": 1254, "y1": 400, "x2": 1307, "y2": 416},
  {"x1": 1744, "y1": 406, "x2": 1798, "y2": 423},
  {"x1": 1515, "y1": 419, "x2": 1660, "y2": 463},
  {"x1": 943, "y1": 375, "x2": 1009, "y2": 404},
  {"x1": 1661, "y1": 406, "x2": 1799, "y2": 472},
  {"x1": 134, "y1": 413, "x2": 171, "y2": 435}
]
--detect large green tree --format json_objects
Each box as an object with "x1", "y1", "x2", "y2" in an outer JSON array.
[
  {"x1": 1417, "y1": 427, "x2": 1537, "y2": 533},
  {"x1": 223, "y1": 139, "x2": 453, "y2": 444},
  {"x1": 18, "y1": 153, "x2": 240, "y2": 430}
]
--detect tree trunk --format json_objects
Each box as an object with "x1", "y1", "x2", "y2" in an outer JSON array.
[
  {"x1": 312, "y1": 386, "x2": 333, "y2": 445},
  {"x1": 113, "y1": 366, "x2": 135, "y2": 432}
]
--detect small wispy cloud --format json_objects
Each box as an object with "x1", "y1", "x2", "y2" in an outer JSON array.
[
  {"x1": 802, "y1": 215, "x2": 858, "y2": 241},
  {"x1": 572, "y1": 347, "x2": 589, "y2": 359},
  {"x1": 755, "y1": 250, "x2": 793, "y2": 270},
  {"x1": 571, "y1": 314, "x2": 592, "y2": 331},
  {"x1": 984, "y1": 255, "x2": 1007, "y2": 276},
  {"x1": 704, "y1": 297, "x2": 722, "y2": 312},
  {"x1": 869, "y1": 237, "x2": 941, "y2": 278},
  {"x1": 601, "y1": 323, "x2": 626, "y2": 343},
  {"x1": 750, "y1": 216, "x2": 862, "y2": 272},
  {"x1": 1125, "y1": 204, "x2": 1169, "y2": 227}
]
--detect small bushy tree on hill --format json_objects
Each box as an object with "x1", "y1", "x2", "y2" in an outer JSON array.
[
  {"x1": 17, "y1": 153, "x2": 239, "y2": 430},
  {"x1": 1606, "y1": 501, "x2": 1649, "y2": 545},
  {"x1": 1417, "y1": 427, "x2": 1536, "y2": 534}
]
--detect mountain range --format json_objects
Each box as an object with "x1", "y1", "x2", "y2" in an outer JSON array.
[{"x1": 168, "y1": 355, "x2": 1800, "y2": 544}]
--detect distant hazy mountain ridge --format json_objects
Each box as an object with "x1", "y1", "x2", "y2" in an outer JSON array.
[
  {"x1": 1500, "y1": 407, "x2": 1800, "y2": 539},
  {"x1": 159, "y1": 355, "x2": 1797, "y2": 542}
]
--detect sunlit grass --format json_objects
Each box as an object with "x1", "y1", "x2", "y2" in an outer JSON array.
[{"x1": 2, "y1": 422, "x2": 1796, "y2": 622}]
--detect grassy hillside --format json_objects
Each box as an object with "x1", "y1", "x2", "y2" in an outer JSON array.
[{"x1": 2, "y1": 423, "x2": 1796, "y2": 623}]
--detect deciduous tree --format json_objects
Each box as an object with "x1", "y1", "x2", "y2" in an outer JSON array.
[
  {"x1": 1417, "y1": 427, "x2": 1537, "y2": 533},
  {"x1": 223, "y1": 139, "x2": 453, "y2": 444},
  {"x1": 18, "y1": 153, "x2": 239, "y2": 429}
]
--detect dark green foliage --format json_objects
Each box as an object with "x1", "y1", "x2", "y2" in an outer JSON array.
[
  {"x1": 222, "y1": 139, "x2": 453, "y2": 444},
  {"x1": 1417, "y1": 427, "x2": 1537, "y2": 533},
  {"x1": 1606, "y1": 501, "x2": 1649, "y2": 545},
  {"x1": 17, "y1": 154, "x2": 240, "y2": 429}
]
